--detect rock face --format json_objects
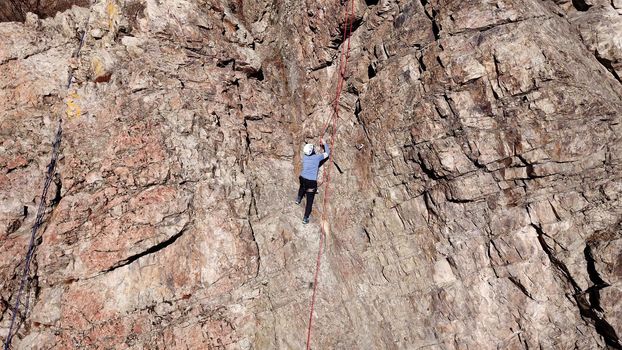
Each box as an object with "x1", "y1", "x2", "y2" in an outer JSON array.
[
  {"x1": 0, "y1": 0, "x2": 89, "y2": 22},
  {"x1": 1, "y1": 0, "x2": 621, "y2": 349}
]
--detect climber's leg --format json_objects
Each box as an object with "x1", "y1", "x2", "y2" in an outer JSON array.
[
  {"x1": 303, "y1": 187, "x2": 316, "y2": 222},
  {"x1": 296, "y1": 176, "x2": 305, "y2": 204}
]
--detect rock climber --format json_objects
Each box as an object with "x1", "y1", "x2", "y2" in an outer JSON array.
[{"x1": 296, "y1": 139, "x2": 330, "y2": 224}]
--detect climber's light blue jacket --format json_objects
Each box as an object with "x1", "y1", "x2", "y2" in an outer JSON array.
[{"x1": 300, "y1": 142, "x2": 330, "y2": 181}]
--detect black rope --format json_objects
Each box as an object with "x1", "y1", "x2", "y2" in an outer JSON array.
[
  {"x1": 3, "y1": 1, "x2": 94, "y2": 348},
  {"x1": 3, "y1": 123, "x2": 62, "y2": 350}
]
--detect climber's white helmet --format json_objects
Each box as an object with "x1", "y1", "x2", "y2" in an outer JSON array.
[{"x1": 303, "y1": 143, "x2": 314, "y2": 156}]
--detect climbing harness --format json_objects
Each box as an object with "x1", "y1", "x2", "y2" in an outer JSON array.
[
  {"x1": 305, "y1": 0, "x2": 356, "y2": 348},
  {"x1": 3, "y1": 3, "x2": 93, "y2": 349}
]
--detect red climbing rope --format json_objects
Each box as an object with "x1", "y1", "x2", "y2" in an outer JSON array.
[
  {"x1": 320, "y1": 0, "x2": 355, "y2": 136},
  {"x1": 306, "y1": 0, "x2": 356, "y2": 348}
]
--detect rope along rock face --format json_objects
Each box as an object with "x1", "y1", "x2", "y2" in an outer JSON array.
[
  {"x1": 3, "y1": 2, "x2": 93, "y2": 348},
  {"x1": 306, "y1": 0, "x2": 356, "y2": 349}
]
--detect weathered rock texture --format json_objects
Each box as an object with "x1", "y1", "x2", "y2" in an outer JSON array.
[
  {"x1": 0, "y1": 0, "x2": 89, "y2": 23},
  {"x1": 1, "y1": 0, "x2": 621, "y2": 349}
]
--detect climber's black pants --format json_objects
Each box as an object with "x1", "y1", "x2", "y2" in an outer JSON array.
[{"x1": 297, "y1": 176, "x2": 317, "y2": 218}]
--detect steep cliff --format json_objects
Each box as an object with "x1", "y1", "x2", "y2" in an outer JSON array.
[{"x1": 1, "y1": 0, "x2": 621, "y2": 349}]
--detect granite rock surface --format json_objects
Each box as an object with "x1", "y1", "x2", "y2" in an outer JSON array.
[{"x1": 1, "y1": 0, "x2": 621, "y2": 349}]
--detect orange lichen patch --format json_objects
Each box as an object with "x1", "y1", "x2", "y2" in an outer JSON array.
[
  {"x1": 106, "y1": 0, "x2": 119, "y2": 32},
  {"x1": 65, "y1": 90, "x2": 81, "y2": 120},
  {"x1": 91, "y1": 55, "x2": 113, "y2": 83}
]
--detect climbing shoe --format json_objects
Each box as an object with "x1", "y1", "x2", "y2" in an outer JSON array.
[
  {"x1": 295, "y1": 197, "x2": 301, "y2": 205},
  {"x1": 302, "y1": 217, "x2": 309, "y2": 224}
]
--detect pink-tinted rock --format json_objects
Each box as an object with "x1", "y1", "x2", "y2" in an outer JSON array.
[{"x1": 1, "y1": 0, "x2": 621, "y2": 349}]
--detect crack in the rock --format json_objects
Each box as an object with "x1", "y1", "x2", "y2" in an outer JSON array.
[
  {"x1": 243, "y1": 118, "x2": 252, "y2": 154},
  {"x1": 0, "y1": 41, "x2": 71, "y2": 66},
  {"x1": 449, "y1": 15, "x2": 550, "y2": 37},
  {"x1": 416, "y1": 152, "x2": 444, "y2": 180},
  {"x1": 248, "y1": 184, "x2": 259, "y2": 217},
  {"x1": 380, "y1": 266, "x2": 391, "y2": 283},
  {"x1": 362, "y1": 227, "x2": 371, "y2": 244},
  {"x1": 532, "y1": 223, "x2": 580, "y2": 290},
  {"x1": 247, "y1": 219, "x2": 260, "y2": 278},
  {"x1": 308, "y1": 60, "x2": 333, "y2": 72},
  {"x1": 508, "y1": 276, "x2": 535, "y2": 301},
  {"x1": 20, "y1": 257, "x2": 41, "y2": 333},
  {"x1": 394, "y1": 206, "x2": 406, "y2": 229},
  {"x1": 532, "y1": 222, "x2": 622, "y2": 348},
  {"x1": 571, "y1": 0, "x2": 592, "y2": 12},
  {"x1": 354, "y1": 97, "x2": 372, "y2": 146},
  {"x1": 422, "y1": 190, "x2": 441, "y2": 222},
  {"x1": 248, "y1": 68, "x2": 264, "y2": 81},
  {"x1": 557, "y1": 3, "x2": 622, "y2": 89},
  {"x1": 417, "y1": 53, "x2": 427, "y2": 74},
  {"x1": 244, "y1": 181, "x2": 260, "y2": 279},
  {"x1": 50, "y1": 175, "x2": 63, "y2": 207},
  {"x1": 594, "y1": 51, "x2": 622, "y2": 85},
  {"x1": 0, "y1": 297, "x2": 9, "y2": 321},
  {"x1": 446, "y1": 196, "x2": 478, "y2": 204},
  {"x1": 584, "y1": 245, "x2": 608, "y2": 312},
  {"x1": 419, "y1": 0, "x2": 440, "y2": 40},
  {"x1": 492, "y1": 54, "x2": 503, "y2": 98},
  {"x1": 99, "y1": 223, "x2": 190, "y2": 274},
  {"x1": 329, "y1": 15, "x2": 363, "y2": 49},
  {"x1": 582, "y1": 245, "x2": 621, "y2": 348},
  {"x1": 368, "y1": 62, "x2": 377, "y2": 78}
]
